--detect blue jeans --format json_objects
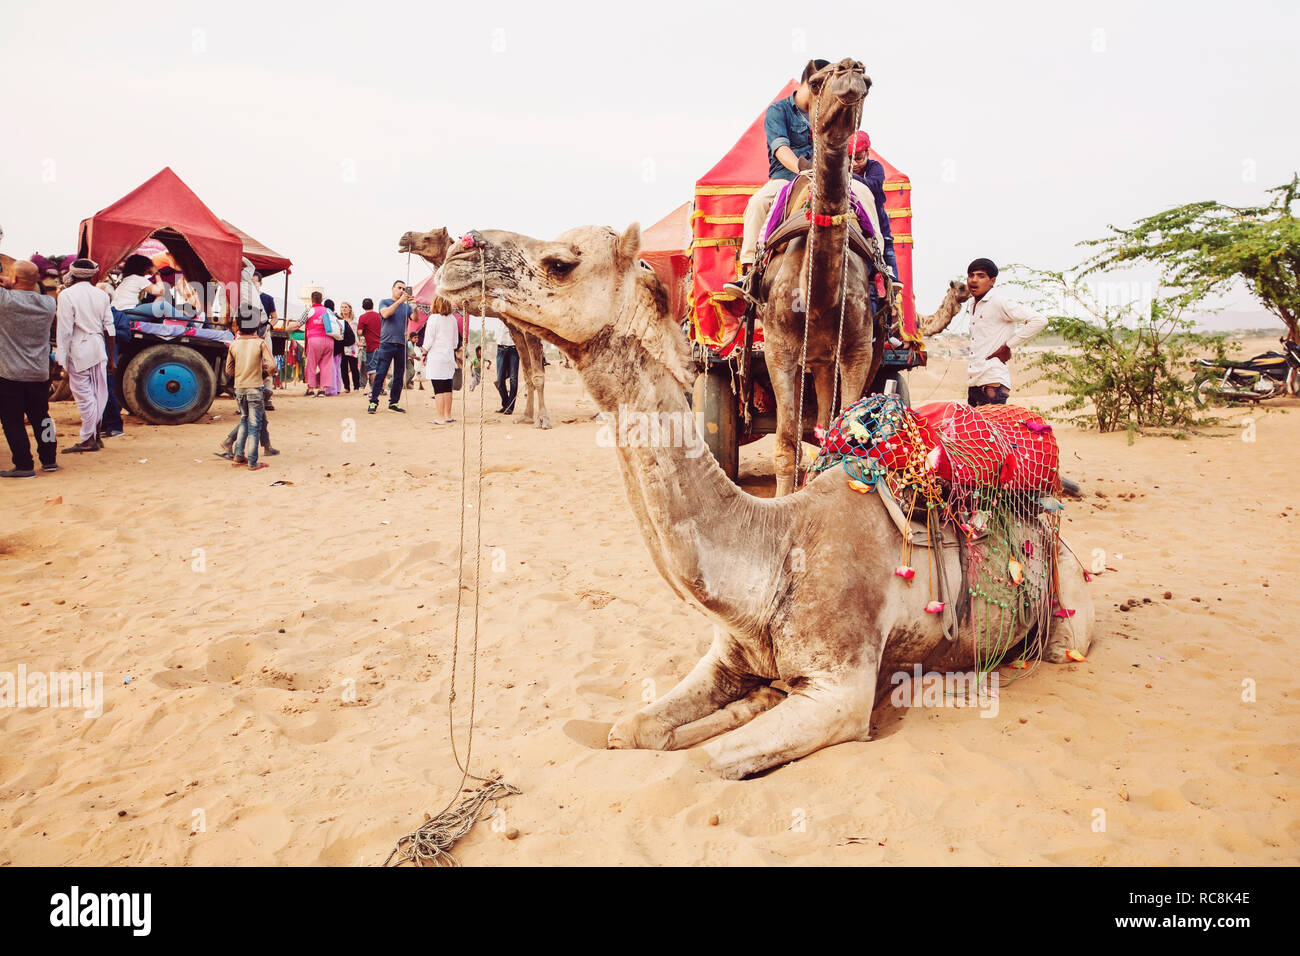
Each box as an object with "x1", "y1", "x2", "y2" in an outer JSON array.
[
  {"x1": 368, "y1": 342, "x2": 406, "y2": 405},
  {"x1": 100, "y1": 309, "x2": 129, "y2": 433},
  {"x1": 234, "y1": 387, "x2": 265, "y2": 466},
  {"x1": 495, "y1": 345, "x2": 519, "y2": 413}
]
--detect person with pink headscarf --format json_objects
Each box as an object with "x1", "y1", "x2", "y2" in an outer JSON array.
[{"x1": 287, "y1": 291, "x2": 337, "y2": 396}]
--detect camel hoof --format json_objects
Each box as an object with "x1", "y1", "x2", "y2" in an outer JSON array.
[
  {"x1": 535, "y1": 410, "x2": 552, "y2": 430},
  {"x1": 607, "y1": 712, "x2": 673, "y2": 751},
  {"x1": 514, "y1": 413, "x2": 534, "y2": 425}
]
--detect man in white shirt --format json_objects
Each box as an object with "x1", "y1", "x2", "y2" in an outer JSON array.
[
  {"x1": 56, "y1": 259, "x2": 116, "y2": 452},
  {"x1": 963, "y1": 257, "x2": 1046, "y2": 406}
]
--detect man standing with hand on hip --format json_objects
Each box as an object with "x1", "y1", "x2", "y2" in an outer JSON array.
[
  {"x1": 963, "y1": 257, "x2": 1047, "y2": 407},
  {"x1": 56, "y1": 258, "x2": 116, "y2": 453}
]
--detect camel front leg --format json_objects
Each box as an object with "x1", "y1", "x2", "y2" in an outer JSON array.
[
  {"x1": 668, "y1": 685, "x2": 785, "y2": 750},
  {"x1": 513, "y1": 334, "x2": 536, "y2": 424},
  {"x1": 702, "y1": 669, "x2": 877, "y2": 779},
  {"x1": 767, "y1": 360, "x2": 802, "y2": 497},
  {"x1": 524, "y1": 334, "x2": 551, "y2": 429},
  {"x1": 609, "y1": 641, "x2": 760, "y2": 751}
]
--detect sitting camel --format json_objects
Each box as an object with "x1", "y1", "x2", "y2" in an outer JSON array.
[
  {"x1": 399, "y1": 227, "x2": 552, "y2": 428},
  {"x1": 437, "y1": 223, "x2": 1095, "y2": 779},
  {"x1": 917, "y1": 279, "x2": 971, "y2": 336}
]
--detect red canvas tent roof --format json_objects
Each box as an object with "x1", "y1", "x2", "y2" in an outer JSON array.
[
  {"x1": 639, "y1": 201, "x2": 692, "y2": 320},
  {"x1": 221, "y1": 220, "x2": 292, "y2": 278},
  {"x1": 77, "y1": 167, "x2": 244, "y2": 306}
]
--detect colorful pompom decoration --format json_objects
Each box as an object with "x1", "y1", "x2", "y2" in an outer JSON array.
[
  {"x1": 847, "y1": 479, "x2": 871, "y2": 494},
  {"x1": 1007, "y1": 558, "x2": 1024, "y2": 586},
  {"x1": 1065, "y1": 649, "x2": 1087, "y2": 662},
  {"x1": 1053, "y1": 607, "x2": 1077, "y2": 618},
  {"x1": 894, "y1": 565, "x2": 915, "y2": 581},
  {"x1": 924, "y1": 600, "x2": 945, "y2": 614}
]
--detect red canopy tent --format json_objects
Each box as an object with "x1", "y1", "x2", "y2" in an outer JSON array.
[
  {"x1": 638, "y1": 201, "x2": 692, "y2": 321},
  {"x1": 220, "y1": 220, "x2": 292, "y2": 278},
  {"x1": 689, "y1": 82, "x2": 916, "y2": 352},
  {"x1": 77, "y1": 167, "x2": 245, "y2": 312}
]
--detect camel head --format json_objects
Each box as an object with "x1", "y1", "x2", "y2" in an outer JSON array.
[
  {"x1": 437, "y1": 224, "x2": 693, "y2": 387},
  {"x1": 808, "y1": 58, "x2": 871, "y2": 143},
  {"x1": 949, "y1": 278, "x2": 971, "y2": 303},
  {"x1": 397, "y1": 227, "x2": 453, "y2": 266}
]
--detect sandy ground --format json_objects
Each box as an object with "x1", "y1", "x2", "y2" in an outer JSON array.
[{"x1": 1, "y1": 339, "x2": 1296, "y2": 866}]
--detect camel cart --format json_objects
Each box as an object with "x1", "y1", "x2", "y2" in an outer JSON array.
[
  {"x1": 668, "y1": 83, "x2": 924, "y2": 480},
  {"x1": 76, "y1": 168, "x2": 292, "y2": 425}
]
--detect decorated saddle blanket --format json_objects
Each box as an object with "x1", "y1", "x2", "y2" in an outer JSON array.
[
  {"x1": 812, "y1": 394, "x2": 1060, "y2": 497},
  {"x1": 762, "y1": 172, "x2": 876, "y2": 246}
]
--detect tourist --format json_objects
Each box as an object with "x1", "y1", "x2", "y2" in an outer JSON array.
[
  {"x1": 357, "y1": 297, "x2": 381, "y2": 387},
  {"x1": 367, "y1": 280, "x2": 413, "y2": 414},
  {"x1": 56, "y1": 258, "x2": 116, "y2": 454},
  {"x1": 324, "y1": 298, "x2": 344, "y2": 396},
  {"x1": 218, "y1": 262, "x2": 278, "y2": 459},
  {"x1": 338, "y1": 302, "x2": 361, "y2": 393},
  {"x1": 726, "y1": 59, "x2": 880, "y2": 297},
  {"x1": 494, "y1": 323, "x2": 519, "y2": 414},
  {"x1": 223, "y1": 313, "x2": 274, "y2": 471},
  {"x1": 963, "y1": 258, "x2": 1047, "y2": 407},
  {"x1": 0, "y1": 259, "x2": 58, "y2": 477},
  {"x1": 288, "y1": 291, "x2": 336, "y2": 397},
  {"x1": 848, "y1": 131, "x2": 898, "y2": 282},
  {"x1": 423, "y1": 308, "x2": 460, "y2": 425}
]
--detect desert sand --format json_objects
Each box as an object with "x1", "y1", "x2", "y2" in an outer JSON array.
[{"x1": 1, "y1": 338, "x2": 1296, "y2": 866}]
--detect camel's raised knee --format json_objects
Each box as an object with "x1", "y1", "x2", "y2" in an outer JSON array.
[{"x1": 607, "y1": 710, "x2": 675, "y2": 751}]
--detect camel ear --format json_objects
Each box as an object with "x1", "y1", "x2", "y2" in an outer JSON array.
[{"x1": 616, "y1": 223, "x2": 641, "y2": 270}]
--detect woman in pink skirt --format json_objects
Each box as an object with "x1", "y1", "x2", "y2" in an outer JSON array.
[{"x1": 288, "y1": 291, "x2": 336, "y2": 396}]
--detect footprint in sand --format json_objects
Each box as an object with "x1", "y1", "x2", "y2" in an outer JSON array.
[{"x1": 562, "y1": 719, "x2": 613, "y2": 750}]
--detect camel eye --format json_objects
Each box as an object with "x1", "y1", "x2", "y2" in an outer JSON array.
[{"x1": 542, "y1": 256, "x2": 578, "y2": 279}]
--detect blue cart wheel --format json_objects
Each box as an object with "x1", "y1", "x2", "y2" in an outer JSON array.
[
  {"x1": 145, "y1": 362, "x2": 201, "y2": 412},
  {"x1": 122, "y1": 343, "x2": 217, "y2": 425}
]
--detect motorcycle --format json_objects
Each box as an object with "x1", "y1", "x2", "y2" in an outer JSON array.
[{"x1": 1191, "y1": 338, "x2": 1300, "y2": 407}]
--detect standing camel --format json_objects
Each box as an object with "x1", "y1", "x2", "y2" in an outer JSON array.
[
  {"x1": 755, "y1": 59, "x2": 879, "y2": 496},
  {"x1": 398, "y1": 227, "x2": 552, "y2": 428},
  {"x1": 917, "y1": 278, "x2": 972, "y2": 336},
  {"x1": 436, "y1": 222, "x2": 1094, "y2": 779}
]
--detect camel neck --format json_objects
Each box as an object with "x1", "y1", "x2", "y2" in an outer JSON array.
[{"x1": 576, "y1": 324, "x2": 779, "y2": 627}]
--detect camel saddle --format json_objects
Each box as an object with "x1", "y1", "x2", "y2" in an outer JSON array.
[{"x1": 760, "y1": 173, "x2": 878, "y2": 268}]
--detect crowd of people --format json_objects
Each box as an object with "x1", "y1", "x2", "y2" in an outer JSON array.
[{"x1": 0, "y1": 251, "x2": 531, "y2": 478}]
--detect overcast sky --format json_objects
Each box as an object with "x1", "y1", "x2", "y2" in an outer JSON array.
[{"x1": 2, "y1": 0, "x2": 1296, "y2": 324}]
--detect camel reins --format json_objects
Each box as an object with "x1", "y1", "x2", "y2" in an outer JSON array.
[{"x1": 385, "y1": 235, "x2": 520, "y2": 867}]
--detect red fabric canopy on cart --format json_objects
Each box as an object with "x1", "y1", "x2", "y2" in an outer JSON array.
[{"x1": 77, "y1": 168, "x2": 244, "y2": 305}]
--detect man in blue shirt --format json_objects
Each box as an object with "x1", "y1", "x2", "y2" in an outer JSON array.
[
  {"x1": 728, "y1": 58, "x2": 880, "y2": 298},
  {"x1": 367, "y1": 279, "x2": 413, "y2": 414}
]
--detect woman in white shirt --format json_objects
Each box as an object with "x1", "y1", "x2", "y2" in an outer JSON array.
[
  {"x1": 422, "y1": 311, "x2": 461, "y2": 425},
  {"x1": 109, "y1": 255, "x2": 165, "y2": 315}
]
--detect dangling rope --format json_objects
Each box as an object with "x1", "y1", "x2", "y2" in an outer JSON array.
[{"x1": 385, "y1": 239, "x2": 520, "y2": 867}]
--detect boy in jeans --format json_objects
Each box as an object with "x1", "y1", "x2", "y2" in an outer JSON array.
[{"x1": 224, "y1": 321, "x2": 274, "y2": 470}]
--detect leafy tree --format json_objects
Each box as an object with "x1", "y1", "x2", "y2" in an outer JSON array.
[
  {"x1": 1079, "y1": 175, "x2": 1300, "y2": 342},
  {"x1": 1008, "y1": 268, "x2": 1225, "y2": 433}
]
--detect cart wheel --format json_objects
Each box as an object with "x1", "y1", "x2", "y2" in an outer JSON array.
[
  {"x1": 122, "y1": 344, "x2": 217, "y2": 425},
  {"x1": 693, "y1": 366, "x2": 739, "y2": 482}
]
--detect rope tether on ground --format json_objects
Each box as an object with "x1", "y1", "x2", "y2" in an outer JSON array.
[{"x1": 385, "y1": 241, "x2": 520, "y2": 867}]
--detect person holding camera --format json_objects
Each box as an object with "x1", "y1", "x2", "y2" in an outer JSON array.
[{"x1": 367, "y1": 280, "x2": 413, "y2": 414}]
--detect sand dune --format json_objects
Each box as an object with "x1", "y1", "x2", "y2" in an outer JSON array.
[{"x1": 1, "y1": 343, "x2": 1296, "y2": 865}]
